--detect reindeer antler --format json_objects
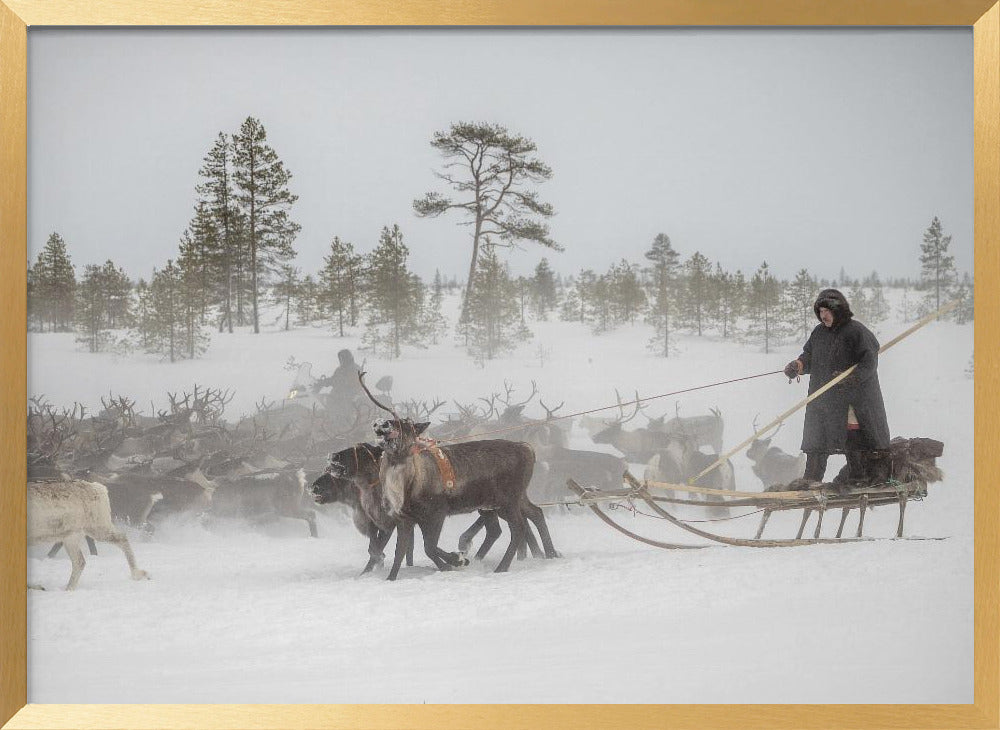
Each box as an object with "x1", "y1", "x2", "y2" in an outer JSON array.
[{"x1": 358, "y1": 370, "x2": 399, "y2": 420}]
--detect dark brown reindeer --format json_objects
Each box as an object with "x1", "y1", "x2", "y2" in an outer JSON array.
[
  {"x1": 309, "y1": 444, "x2": 413, "y2": 573},
  {"x1": 360, "y1": 373, "x2": 558, "y2": 580}
]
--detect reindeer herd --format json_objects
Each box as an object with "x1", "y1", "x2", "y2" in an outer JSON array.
[{"x1": 26, "y1": 372, "x2": 808, "y2": 588}]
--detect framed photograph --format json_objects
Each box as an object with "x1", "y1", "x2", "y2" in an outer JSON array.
[{"x1": 2, "y1": 1, "x2": 997, "y2": 728}]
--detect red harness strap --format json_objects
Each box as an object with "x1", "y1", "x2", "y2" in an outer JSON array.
[{"x1": 411, "y1": 438, "x2": 457, "y2": 490}]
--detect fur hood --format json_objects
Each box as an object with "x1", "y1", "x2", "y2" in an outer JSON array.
[{"x1": 813, "y1": 288, "x2": 854, "y2": 325}]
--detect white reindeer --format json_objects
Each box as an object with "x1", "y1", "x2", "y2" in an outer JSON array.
[{"x1": 28, "y1": 480, "x2": 150, "y2": 590}]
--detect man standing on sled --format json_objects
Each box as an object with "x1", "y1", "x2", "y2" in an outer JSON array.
[{"x1": 783, "y1": 289, "x2": 892, "y2": 484}]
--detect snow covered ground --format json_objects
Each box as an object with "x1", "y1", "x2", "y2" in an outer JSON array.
[{"x1": 25, "y1": 292, "x2": 974, "y2": 704}]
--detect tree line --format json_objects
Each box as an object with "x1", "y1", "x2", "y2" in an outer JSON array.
[{"x1": 28, "y1": 116, "x2": 974, "y2": 362}]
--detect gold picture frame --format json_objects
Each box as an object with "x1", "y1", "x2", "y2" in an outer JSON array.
[{"x1": 2, "y1": 1, "x2": 997, "y2": 727}]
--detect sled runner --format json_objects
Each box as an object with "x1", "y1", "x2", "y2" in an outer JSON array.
[{"x1": 566, "y1": 436, "x2": 946, "y2": 549}]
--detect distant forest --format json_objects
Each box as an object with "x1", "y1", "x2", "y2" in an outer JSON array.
[{"x1": 28, "y1": 117, "x2": 975, "y2": 362}]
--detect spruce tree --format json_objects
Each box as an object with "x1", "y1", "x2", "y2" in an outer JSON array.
[
  {"x1": 132, "y1": 279, "x2": 155, "y2": 351},
  {"x1": 919, "y1": 216, "x2": 958, "y2": 316},
  {"x1": 75, "y1": 264, "x2": 110, "y2": 353},
  {"x1": 146, "y1": 260, "x2": 208, "y2": 362},
  {"x1": 644, "y1": 233, "x2": 681, "y2": 357},
  {"x1": 231, "y1": 116, "x2": 301, "y2": 334},
  {"x1": 362, "y1": 224, "x2": 425, "y2": 359},
  {"x1": 744, "y1": 261, "x2": 786, "y2": 354},
  {"x1": 530, "y1": 258, "x2": 558, "y2": 320},
  {"x1": 608, "y1": 259, "x2": 646, "y2": 326},
  {"x1": 954, "y1": 272, "x2": 974, "y2": 324},
  {"x1": 786, "y1": 268, "x2": 817, "y2": 338},
  {"x1": 465, "y1": 245, "x2": 530, "y2": 361},
  {"x1": 679, "y1": 251, "x2": 711, "y2": 335},
  {"x1": 31, "y1": 232, "x2": 76, "y2": 331},
  {"x1": 319, "y1": 236, "x2": 362, "y2": 337},
  {"x1": 425, "y1": 270, "x2": 449, "y2": 344}
]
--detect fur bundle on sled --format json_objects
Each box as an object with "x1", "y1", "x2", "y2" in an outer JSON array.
[{"x1": 776, "y1": 436, "x2": 944, "y2": 492}]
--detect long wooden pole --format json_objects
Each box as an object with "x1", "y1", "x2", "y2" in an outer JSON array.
[{"x1": 689, "y1": 298, "x2": 960, "y2": 484}]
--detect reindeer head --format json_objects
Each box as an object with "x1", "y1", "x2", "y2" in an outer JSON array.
[
  {"x1": 372, "y1": 418, "x2": 430, "y2": 455},
  {"x1": 331, "y1": 444, "x2": 376, "y2": 476},
  {"x1": 309, "y1": 471, "x2": 351, "y2": 505}
]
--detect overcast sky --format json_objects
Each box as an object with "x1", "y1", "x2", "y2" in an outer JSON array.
[{"x1": 28, "y1": 28, "x2": 972, "y2": 285}]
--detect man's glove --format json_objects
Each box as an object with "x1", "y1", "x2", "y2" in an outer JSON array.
[{"x1": 783, "y1": 360, "x2": 801, "y2": 379}]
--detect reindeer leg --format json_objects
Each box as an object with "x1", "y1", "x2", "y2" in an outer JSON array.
[
  {"x1": 46, "y1": 542, "x2": 62, "y2": 559},
  {"x1": 362, "y1": 527, "x2": 391, "y2": 574},
  {"x1": 795, "y1": 509, "x2": 812, "y2": 540},
  {"x1": 474, "y1": 512, "x2": 503, "y2": 561},
  {"x1": 86, "y1": 536, "x2": 98, "y2": 555},
  {"x1": 458, "y1": 514, "x2": 488, "y2": 556},
  {"x1": 101, "y1": 529, "x2": 149, "y2": 582},
  {"x1": 521, "y1": 520, "x2": 542, "y2": 559},
  {"x1": 420, "y1": 515, "x2": 456, "y2": 571},
  {"x1": 62, "y1": 534, "x2": 86, "y2": 591},
  {"x1": 387, "y1": 521, "x2": 413, "y2": 581},
  {"x1": 836, "y1": 508, "x2": 850, "y2": 538},
  {"x1": 521, "y1": 499, "x2": 559, "y2": 558},
  {"x1": 495, "y1": 507, "x2": 527, "y2": 573}
]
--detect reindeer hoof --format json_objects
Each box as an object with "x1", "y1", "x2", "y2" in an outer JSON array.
[{"x1": 132, "y1": 570, "x2": 150, "y2": 581}]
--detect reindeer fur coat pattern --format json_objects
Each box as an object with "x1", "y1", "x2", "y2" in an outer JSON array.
[{"x1": 797, "y1": 289, "x2": 891, "y2": 453}]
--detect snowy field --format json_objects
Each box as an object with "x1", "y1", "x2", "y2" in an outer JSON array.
[{"x1": 25, "y1": 293, "x2": 974, "y2": 704}]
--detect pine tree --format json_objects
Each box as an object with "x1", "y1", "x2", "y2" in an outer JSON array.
[
  {"x1": 677, "y1": 251, "x2": 712, "y2": 335},
  {"x1": 294, "y1": 274, "x2": 321, "y2": 326},
  {"x1": 464, "y1": 245, "x2": 530, "y2": 361},
  {"x1": 271, "y1": 265, "x2": 300, "y2": 332},
  {"x1": 744, "y1": 261, "x2": 787, "y2": 354},
  {"x1": 98, "y1": 260, "x2": 133, "y2": 329},
  {"x1": 919, "y1": 216, "x2": 957, "y2": 317},
  {"x1": 177, "y1": 202, "x2": 218, "y2": 325},
  {"x1": 31, "y1": 232, "x2": 76, "y2": 331},
  {"x1": 607, "y1": 259, "x2": 646, "y2": 326},
  {"x1": 954, "y1": 272, "x2": 974, "y2": 324},
  {"x1": 196, "y1": 133, "x2": 239, "y2": 333},
  {"x1": 319, "y1": 236, "x2": 363, "y2": 336},
  {"x1": 144, "y1": 260, "x2": 208, "y2": 362},
  {"x1": 530, "y1": 258, "x2": 558, "y2": 320},
  {"x1": 132, "y1": 279, "x2": 155, "y2": 351},
  {"x1": 787, "y1": 269, "x2": 818, "y2": 338},
  {"x1": 424, "y1": 270, "x2": 449, "y2": 344},
  {"x1": 413, "y1": 121, "x2": 559, "y2": 320},
  {"x1": 644, "y1": 233, "x2": 681, "y2": 357},
  {"x1": 864, "y1": 271, "x2": 890, "y2": 325},
  {"x1": 75, "y1": 265, "x2": 110, "y2": 353},
  {"x1": 362, "y1": 224, "x2": 425, "y2": 359},
  {"x1": 559, "y1": 276, "x2": 585, "y2": 323},
  {"x1": 231, "y1": 116, "x2": 301, "y2": 334}
]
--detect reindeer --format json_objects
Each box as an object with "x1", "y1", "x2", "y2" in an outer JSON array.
[
  {"x1": 745, "y1": 418, "x2": 806, "y2": 489},
  {"x1": 644, "y1": 434, "x2": 735, "y2": 517},
  {"x1": 316, "y1": 442, "x2": 544, "y2": 573},
  {"x1": 661, "y1": 403, "x2": 725, "y2": 455},
  {"x1": 28, "y1": 480, "x2": 150, "y2": 590},
  {"x1": 530, "y1": 443, "x2": 626, "y2": 504},
  {"x1": 360, "y1": 373, "x2": 558, "y2": 580},
  {"x1": 592, "y1": 390, "x2": 673, "y2": 462}
]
